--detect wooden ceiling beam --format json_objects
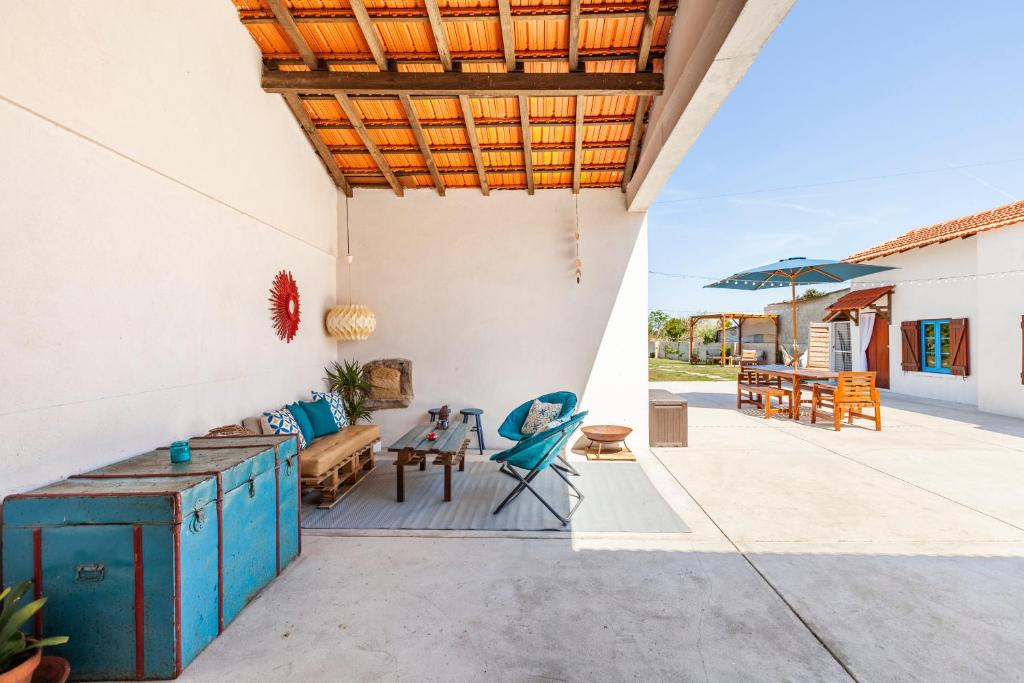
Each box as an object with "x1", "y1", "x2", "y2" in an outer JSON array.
[
  {"x1": 636, "y1": 0, "x2": 660, "y2": 71},
  {"x1": 316, "y1": 115, "x2": 636, "y2": 130},
  {"x1": 335, "y1": 94, "x2": 404, "y2": 196},
  {"x1": 496, "y1": 0, "x2": 517, "y2": 72},
  {"x1": 459, "y1": 95, "x2": 490, "y2": 195},
  {"x1": 424, "y1": 0, "x2": 454, "y2": 70},
  {"x1": 568, "y1": 0, "x2": 582, "y2": 71},
  {"x1": 518, "y1": 95, "x2": 535, "y2": 194},
  {"x1": 621, "y1": 95, "x2": 648, "y2": 190},
  {"x1": 242, "y1": 7, "x2": 678, "y2": 24},
  {"x1": 399, "y1": 94, "x2": 446, "y2": 195},
  {"x1": 344, "y1": 163, "x2": 623, "y2": 176},
  {"x1": 266, "y1": 51, "x2": 666, "y2": 70},
  {"x1": 348, "y1": 0, "x2": 389, "y2": 71},
  {"x1": 572, "y1": 95, "x2": 585, "y2": 193},
  {"x1": 328, "y1": 142, "x2": 631, "y2": 154},
  {"x1": 262, "y1": 71, "x2": 664, "y2": 96},
  {"x1": 281, "y1": 93, "x2": 352, "y2": 196},
  {"x1": 265, "y1": 0, "x2": 320, "y2": 70}
]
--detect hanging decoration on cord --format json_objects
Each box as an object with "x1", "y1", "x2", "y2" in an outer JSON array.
[
  {"x1": 326, "y1": 196, "x2": 377, "y2": 340},
  {"x1": 574, "y1": 195, "x2": 582, "y2": 285},
  {"x1": 269, "y1": 270, "x2": 301, "y2": 343}
]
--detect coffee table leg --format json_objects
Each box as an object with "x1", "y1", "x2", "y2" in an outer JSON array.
[
  {"x1": 396, "y1": 461, "x2": 405, "y2": 502},
  {"x1": 443, "y1": 462, "x2": 452, "y2": 502}
]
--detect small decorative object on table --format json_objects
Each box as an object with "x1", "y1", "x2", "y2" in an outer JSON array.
[
  {"x1": 204, "y1": 424, "x2": 257, "y2": 438},
  {"x1": 168, "y1": 440, "x2": 191, "y2": 463},
  {"x1": 426, "y1": 431, "x2": 438, "y2": 441},
  {"x1": 437, "y1": 404, "x2": 450, "y2": 430}
]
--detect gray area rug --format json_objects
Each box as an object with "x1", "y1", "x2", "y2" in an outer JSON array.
[{"x1": 302, "y1": 459, "x2": 690, "y2": 533}]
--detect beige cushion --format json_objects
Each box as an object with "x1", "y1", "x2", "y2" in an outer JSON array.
[
  {"x1": 241, "y1": 416, "x2": 266, "y2": 435},
  {"x1": 300, "y1": 424, "x2": 380, "y2": 479}
]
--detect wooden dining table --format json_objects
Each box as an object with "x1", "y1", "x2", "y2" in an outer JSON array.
[{"x1": 752, "y1": 364, "x2": 838, "y2": 419}]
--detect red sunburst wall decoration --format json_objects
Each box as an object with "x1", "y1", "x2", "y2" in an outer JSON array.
[{"x1": 269, "y1": 270, "x2": 301, "y2": 343}]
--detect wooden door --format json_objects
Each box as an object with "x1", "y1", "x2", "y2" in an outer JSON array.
[{"x1": 867, "y1": 320, "x2": 890, "y2": 388}]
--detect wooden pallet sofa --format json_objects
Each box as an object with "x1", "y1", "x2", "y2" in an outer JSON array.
[{"x1": 241, "y1": 416, "x2": 380, "y2": 509}]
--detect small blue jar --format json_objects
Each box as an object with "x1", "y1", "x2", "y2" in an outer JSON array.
[{"x1": 169, "y1": 440, "x2": 191, "y2": 463}]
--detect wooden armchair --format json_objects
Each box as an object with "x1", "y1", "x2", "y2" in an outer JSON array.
[{"x1": 811, "y1": 372, "x2": 882, "y2": 431}]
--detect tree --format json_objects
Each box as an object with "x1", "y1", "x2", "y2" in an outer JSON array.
[
  {"x1": 800, "y1": 288, "x2": 827, "y2": 300},
  {"x1": 648, "y1": 309, "x2": 669, "y2": 339},
  {"x1": 662, "y1": 317, "x2": 687, "y2": 341},
  {"x1": 696, "y1": 320, "x2": 720, "y2": 344}
]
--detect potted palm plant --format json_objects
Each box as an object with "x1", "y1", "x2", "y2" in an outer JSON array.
[
  {"x1": 0, "y1": 581, "x2": 68, "y2": 683},
  {"x1": 325, "y1": 359, "x2": 375, "y2": 425}
]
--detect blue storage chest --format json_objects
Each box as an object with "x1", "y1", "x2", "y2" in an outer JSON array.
[
  {"x1": 188, "y1": 434, "x2": 301, "y2": 570},
  {"x1": 74, "y1": 437, "x2": 300, "y2": 632},
  {"x1": 2, "y1": 476, "x2": 220, "y2": 680}
]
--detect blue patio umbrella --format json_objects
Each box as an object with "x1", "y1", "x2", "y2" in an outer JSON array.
[{"x1": 705, "y1": 257, "x2": 897, "y2": 365}]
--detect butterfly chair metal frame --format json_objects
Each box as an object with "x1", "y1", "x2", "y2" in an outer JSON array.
[
  {"x1": 497, "y1": 391, "x2": 581, "y2": 476},
  {"x1": 491, "y1": 413, "x2": 587, "y2": 526}
]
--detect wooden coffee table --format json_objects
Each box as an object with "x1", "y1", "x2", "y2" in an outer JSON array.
[{"x1": 388, "y1": 423, "x2": 470, "y2": 502}]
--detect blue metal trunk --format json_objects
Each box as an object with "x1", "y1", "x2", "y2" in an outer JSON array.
[
  {"x1": 187, "y1": 435, "x2": 301, "y2": 572},
  {"x1": 73, "y1": 437, "x2": 299, "y2": 631},
  {"x1": 2, "y1": 476, "x2": 219, "y2": 680}
]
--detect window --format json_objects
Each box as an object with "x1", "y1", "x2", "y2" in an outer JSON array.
[{"x1": 920, "y1": 319, "x2": 952, "y2": 373}]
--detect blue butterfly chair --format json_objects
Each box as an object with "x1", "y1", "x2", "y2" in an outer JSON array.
[
  {"x1": 497, "y1": 391, "x2": 580, "y2": 475},
  {"x1": 490, "y1": 412, "x2": 587, "y2": 526}
]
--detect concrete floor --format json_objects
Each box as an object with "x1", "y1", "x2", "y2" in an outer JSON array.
[{"x1": 173, "y1": 383, "x2": 1024, "y2": 682}]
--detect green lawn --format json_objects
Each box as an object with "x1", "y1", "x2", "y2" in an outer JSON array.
[{"x1": 649, "y1": 358, "x2": 740, "y2": 382}]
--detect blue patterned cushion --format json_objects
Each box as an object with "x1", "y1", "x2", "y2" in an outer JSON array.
[
  {"x1": 521, "y1": 400, "x2": 562, "y2": 436},
  {"x1": 311, "y1": 391, "x2": 347, "y2": 428},
  {"x1": 263, "y1": 408, "x2": 307, "y2": 449}
]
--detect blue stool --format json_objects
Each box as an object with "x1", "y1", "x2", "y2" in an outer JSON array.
[
  {"x1": 428, "y1": 407, "x2": 442, "y2": 422},
  {"x1": 460, "y1": 408, "x2": 485, "y2": 454}
]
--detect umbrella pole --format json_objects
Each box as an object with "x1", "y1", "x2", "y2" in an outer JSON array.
[{"x1": 791, "y1": 278, "x2": 798, "y2": 367}]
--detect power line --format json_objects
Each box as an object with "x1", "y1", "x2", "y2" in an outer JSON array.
[{"x1": 650, "y1": 157, "x2": 1024, "y2": 206}]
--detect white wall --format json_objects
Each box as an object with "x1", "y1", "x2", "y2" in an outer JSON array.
[
  {"x1": 853, "y1": 238, "x2": 979, "y2": 405},
  {"x1": 341, "y1": 190, "x2": 649, "y2": 451},
  {"x1": 977, "y1": 224, "x2": 1024, "y2": 418},
  {"x1": 0, "y1": 2, "x2": 339, "y2": 497}
]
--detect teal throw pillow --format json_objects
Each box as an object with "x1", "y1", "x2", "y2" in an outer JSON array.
[
  {"x1": 300, "y1": 399, "x2": 340, "y2": 439},
  {"x1": 285, "y1": 402, "x2": 316, "y2": 445}
]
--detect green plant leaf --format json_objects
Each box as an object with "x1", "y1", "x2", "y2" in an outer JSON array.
[
  {"x1": 25, "y1": 636, "x2": 69, "y2": 649},
  {"x1": 0, "y1": 598, "x2": 46, "y2": 647},
  {"x1": 0, "y1": 582, "x2": 32, "y2": 627}
]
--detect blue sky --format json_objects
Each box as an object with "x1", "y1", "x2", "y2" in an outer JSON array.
[{"x1": 648, "y1": 1, "x2": 1024, "y2": 317}]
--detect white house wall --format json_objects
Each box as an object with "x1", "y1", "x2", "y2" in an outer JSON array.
[
  {"x1": 0, "y1": 2, "x2": 339, "y2": 497},
  {"x1": 341, "y1": 190, "x2": 649, "y2": 451},
  {"x1": 976, "y1": 224, "x2": 1024, "y2": 418},
  {"x1": 852, "y1": 238, "x2": 979, "y2": 406}
]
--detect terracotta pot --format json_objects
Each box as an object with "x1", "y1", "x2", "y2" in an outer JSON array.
[{"x1": 0, "y1": 648, "x2": 41, "y2": 683}]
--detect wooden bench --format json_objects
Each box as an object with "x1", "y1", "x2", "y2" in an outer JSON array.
[
  {"x1": 299, "y1": 425, "x2": 379, "y2": 508},
  {"x1": 736, "y1": 383, "x2": 791, "y2": 419}
]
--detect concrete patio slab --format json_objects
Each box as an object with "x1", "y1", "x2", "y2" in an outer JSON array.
[{"x1": 152, "y1": 381, "x2": 1024, "y2": 682}]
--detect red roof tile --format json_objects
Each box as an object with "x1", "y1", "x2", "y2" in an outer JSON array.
[
  {"x1": 825, "y1": 285, "x2": 893, "y2": 312},
  {"x1": 846, "y1": 200, "x2": 1024, "y2": 263}
]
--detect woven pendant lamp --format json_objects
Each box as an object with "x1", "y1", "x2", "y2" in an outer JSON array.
[{"x1": 326, "y1": 197, "x2": 377, "y2": 340}]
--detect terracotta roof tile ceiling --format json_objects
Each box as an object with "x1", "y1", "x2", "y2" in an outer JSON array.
[
  {"x1": 231, "y1": 0, "x2": 672, "y2": 194},
  {"x1": 847, "y1": 199, "x2": 1024, "y2": 263},
  {"x1": 825, "y1": 286, "x2": 893, "y2": 312}
]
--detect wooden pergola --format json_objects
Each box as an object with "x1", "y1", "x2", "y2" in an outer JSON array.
[
  {"x1": 232, "y1": 0, "x2": 672, "y2": 196},
  {"x1": 687, "y1": 313, "x2": 780, "y2": 365}
]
